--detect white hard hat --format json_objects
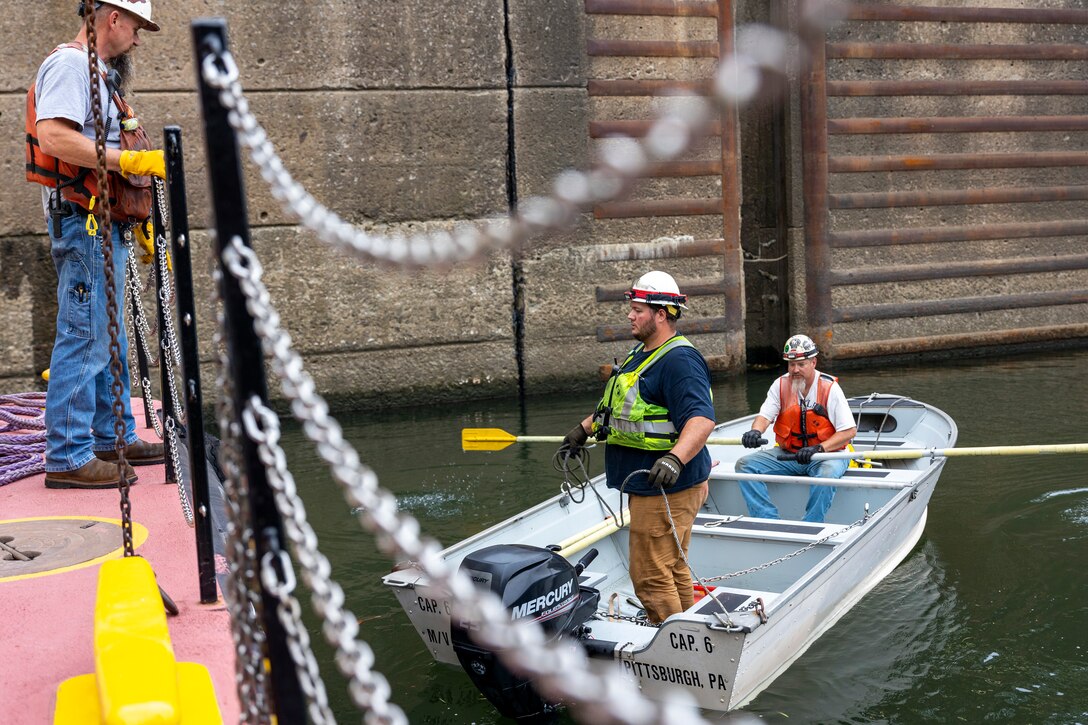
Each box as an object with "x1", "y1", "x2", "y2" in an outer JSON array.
[
  {"x1": 81, "y1": 0, "x2": 160, "y2": 32},
  {"x1": 782, "y1": 334, "x2": 818, "y2": 360},
  {"x1": 624, "y1": 271, "x2": 689, "y2": 310}
]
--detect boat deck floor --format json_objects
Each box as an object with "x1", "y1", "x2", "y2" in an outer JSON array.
[{"x1": 0, "y1": 400, "x2": 239, "y2": 724}]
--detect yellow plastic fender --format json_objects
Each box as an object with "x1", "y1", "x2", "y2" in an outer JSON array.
[{"x1": 53, "y1": 557, "x2": 222, "y2": 724}]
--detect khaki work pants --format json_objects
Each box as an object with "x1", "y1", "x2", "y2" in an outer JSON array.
[{"x1": 627, "y1": 481, "x2": 707, "y2": 624}]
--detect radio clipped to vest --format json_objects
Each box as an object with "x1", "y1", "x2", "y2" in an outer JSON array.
[
  {"x1": 590, "y1": 358, "x2": 622, "y2": 441},
  {"x1": 591, "y1": 336, "x2": 695, "y2": 451}
]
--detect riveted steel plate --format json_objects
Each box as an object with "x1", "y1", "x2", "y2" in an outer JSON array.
[{"x1": 0, "y1": 518, "x2": 124, "y2": 579}]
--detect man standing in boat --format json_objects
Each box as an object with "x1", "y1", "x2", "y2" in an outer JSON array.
[
  {"x1": 560, "y1": 271, "x2": 715, "y2": 624},
  {"x1": 735, "y1": 334, "x2": 857, "y2": 522},
  {"x1": 29, "y1": 0, "x2": 166, "y2": 488}
]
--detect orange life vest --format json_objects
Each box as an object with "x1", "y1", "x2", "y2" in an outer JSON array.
[
  {"x1": 26, "y1": 43, "x2": 153, "y2": 224},
  {"x1": 772, "y1": 372, "x2": 844, "y2": 452}
]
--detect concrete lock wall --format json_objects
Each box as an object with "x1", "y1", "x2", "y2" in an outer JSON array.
[{"x1": 2, "y1": 2, "x2": 1085, "y2": 408}]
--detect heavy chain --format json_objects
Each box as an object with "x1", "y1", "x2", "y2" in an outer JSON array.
[
  {"x1": 124, "y1": 252, "x2": 163, "y2": 436},
  {"x1": 199, "y1": 47, "x2": 720, "y2": 270},
  {"x1": 83, "y1": 0, "x2": 133, "y2": 556},
  {"x1": 258, "y1": 545, "x2": 337, "y2": 725},
  {"x1": 212, "y1": 290, "x2": 272, "y2": 723},
  {"x1": 122, "y1": 201, "x2": 192, "y2": 527},
  {"x1": 244, "y1": 396, "x2": 395, "y2": 724},
  {"x1": 149, "y1": 184, "x2": 193, "y2": 527},
  {"x1": 701, "y1": 510, "x2": 878, "y2": 584},
  {"x1": 164, "y1": 416, "x2": 193, "y2": 527},
  {"x1": 154, "y1": 175, "x2": 170, "y2": 230},
  {"x1": 222, "y1": 236, "x2": 710, "y2": 725}
]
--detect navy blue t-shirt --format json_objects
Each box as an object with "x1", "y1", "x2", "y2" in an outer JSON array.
[{"x1": 603, "y1": 340, "x2": 714, "y2": 496}]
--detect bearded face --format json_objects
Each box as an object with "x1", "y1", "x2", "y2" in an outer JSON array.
[
  {"x1": 790, "y1": 374, "x2": 806, "y2": 397},
  {"x1": 109, "y1": 52, "x2": 133, "y2": 94},
  {"x1": 628, "y1": 303, "x2": 660, "y2": 343},
  {"x1": 787, "y1": 358, "x2": 817, "y2": 397}
]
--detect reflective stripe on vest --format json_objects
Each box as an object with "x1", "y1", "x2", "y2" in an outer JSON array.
[{"x1": 594, "y1": 335, "x2": 694, "y2": 451}]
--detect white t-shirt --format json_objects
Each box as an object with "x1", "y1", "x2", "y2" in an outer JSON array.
[
  {"x1": 757, "y1": 371, "x2": 856, "y2": 433},
  {"x1": 34, "y1": 45, "x2": 120, "y2": 220}
]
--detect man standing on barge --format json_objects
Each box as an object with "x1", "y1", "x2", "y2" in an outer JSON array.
[{"x1": 29, "y1": 0, "x2": 166, "y2": 488}]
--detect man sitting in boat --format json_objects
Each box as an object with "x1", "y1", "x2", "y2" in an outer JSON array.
[
  {"x1": 560, "y1": 270, "x2": 715, "y2": 625},
  {"x1": 735, "y1": 334, "x2": 857, "y2": 523}
]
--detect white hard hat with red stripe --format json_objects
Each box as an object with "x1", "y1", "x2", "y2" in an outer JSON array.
[
  {"x1": 782, "y1": 334, "x2": 818, "y2": 360},
  {"x1": 80, "y1": 0, "x2": 160, "y2": 32},
  {"x1": 624, "y1": 270, "x2": 688, "y2": 310}
]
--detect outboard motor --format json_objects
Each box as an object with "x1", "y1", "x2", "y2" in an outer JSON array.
[{"x1": 452, "y1": 544, "x2": 600, "y2": 722}]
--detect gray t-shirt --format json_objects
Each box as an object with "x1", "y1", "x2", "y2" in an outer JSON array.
[{"x1": 35, "y1": 44, "x2": 120, "y2": 219}]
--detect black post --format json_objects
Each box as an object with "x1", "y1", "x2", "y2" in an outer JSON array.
[
  {"x1": 151, "y1": 183, "x2": 177, "y2": 484},
  {"x1": 192, "y1": 19, "x2": 305, "y2": 721},
  {"x1": 128, "y1": 290, "x2": 156, "y2": 430},
  {"x1": 164, "y1": 126, "x2": 218, "y2": 605}
]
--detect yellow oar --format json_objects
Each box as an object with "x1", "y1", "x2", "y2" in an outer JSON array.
[
  {"x1": 558, "y1": 521, "x2": 623, "y2": 559},
  {"x1": 462, "y1": 427, "x2": 748, "y2": 452},
  {"x1": 462, "y1": 428, "x2": 568, "y2": 451},
  {"x1": 807, "y1": 442, "x2": 1088, "y2": 462},
  {"x1": 556, "y1": 509, "x2": 630, "y2": 549}
]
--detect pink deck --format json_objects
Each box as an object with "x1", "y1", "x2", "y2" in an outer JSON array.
[{"x1": 0, "y1": 402, "x2": 240, "y2": 724}]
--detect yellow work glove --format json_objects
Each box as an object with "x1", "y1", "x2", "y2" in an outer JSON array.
[
  {"x1": 134, "y1": 220, "x2": 172, "y2": 270},
  {"x1": 135, "y1": 219, "x2": 155, "y2": 264},
  {"x1": 118, "y1": 149, "x2": 165, "y2": 179}
]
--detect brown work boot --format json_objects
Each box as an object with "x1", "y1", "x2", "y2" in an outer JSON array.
[
  {"x1": 45, "y1": 459, "x2": 138, "y2": 489},
  {"x1": 95, "y1": 438, "x2": 165, "y2": 466}
]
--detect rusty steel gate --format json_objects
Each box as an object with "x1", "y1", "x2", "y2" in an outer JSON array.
[
  {"x1": 584, "y1": 0, "x2": 745, "y2": 371},
  {"x1": 800, "y1": 3, "x2": 1088, "y2": 361}
]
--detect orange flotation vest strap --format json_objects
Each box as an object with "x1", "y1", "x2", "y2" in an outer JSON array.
[
  {"x1": 26, "y1": 43, "x2": 153, "y2": 224},
  {"x1": 772, "y1": 373, "x2": 843, "y2": 452}
]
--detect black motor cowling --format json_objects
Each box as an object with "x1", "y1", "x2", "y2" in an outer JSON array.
[{"x1": 452, "y1": 544, "x2": 600, "y2": 722}]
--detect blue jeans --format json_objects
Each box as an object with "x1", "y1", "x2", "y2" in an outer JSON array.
[
  {"x1": 735, "y1": 449, "x2": 849, "y2": 523},
  {"x1": 44, "y1": 211, "x2": 137, "y2": 473}
]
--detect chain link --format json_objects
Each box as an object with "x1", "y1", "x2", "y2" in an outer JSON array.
[
  {"x1": 258, "y1": 546, "x2": 337, "y2": 725},
  {"x1": 150, "y1": 186, "x2": 195, "y2": 526},
  {"x1": 125, "y1": 252, "x2": 164, "y2": 438},
  {"x1": 199, "y1": 48, "x2": 719, "y2": 270},
  {"x1": 83, "y1": 0, "x2": 133, "y2": 556},
  {"x1": 212, "y1": 276, "x2": 272, "y2": 723},
  {"x1": 244, "y1": 396, "x2": 399, "y2": 724},
  {"x1": 122, "y1": 186, "x2": 193, "y2": 526},
  {"x1": 164, "y1": 416, "x2": 194, "y2": 527},
  {"x1": 702, "y1": 510, "x2": 877, "y2": 584},
  {"x1": 222, "y1": 236, "x2": 709, "y2": 725}
]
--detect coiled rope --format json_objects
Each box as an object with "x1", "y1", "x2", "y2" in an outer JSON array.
[{"x1": 0, "y1": 392, "x2": 47, "y2": 486}]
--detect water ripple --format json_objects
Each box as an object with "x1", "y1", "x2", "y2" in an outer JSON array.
[{"x1": 1032, "y1": 487, "x2": 1088, "y2": 502}]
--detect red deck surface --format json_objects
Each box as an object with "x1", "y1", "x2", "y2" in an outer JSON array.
[{"x1": 0, "y1": 403, "x2": 240, "y2": 724}]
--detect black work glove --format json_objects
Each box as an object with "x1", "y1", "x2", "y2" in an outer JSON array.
[
  {"x1": 741, "y1": 429, "x2": 765, "y2": 449},
  {"x1": 809, "y1": 403, "x2": 828, "y2": 418},
  {"x1": 795, "y1": 444, "x2": 824, "y2": 465},
  {"x1": 647, "y1": 453, "x2": 684, "y2": 488},
  {"x1": 560, "y1": 423, "x2": 589, "y2": 455}
]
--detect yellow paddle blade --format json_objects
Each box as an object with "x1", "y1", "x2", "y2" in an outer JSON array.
[
  {"x1": 462, "y1": 428, "x2": 519, "y2": 451},
  {"x1": 461, "y1": 428, "x2": 569, "y2": 452}
]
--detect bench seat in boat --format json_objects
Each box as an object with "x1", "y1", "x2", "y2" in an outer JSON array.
[{"x1": 692, "y1": 514, "x2": 850, "y2": 544}]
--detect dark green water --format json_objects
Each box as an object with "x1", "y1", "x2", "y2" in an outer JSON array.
[{"x1": 281, "y1": 349, "x2": 1088, "y2": 724}]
